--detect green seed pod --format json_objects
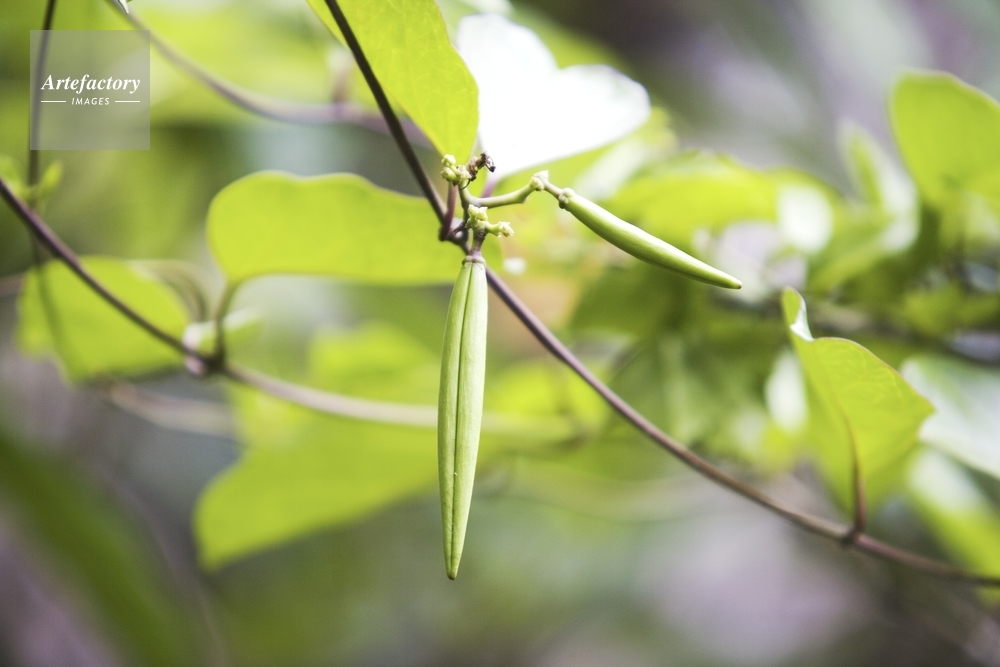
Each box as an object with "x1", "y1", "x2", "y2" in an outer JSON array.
[
  {"x1": 437, "y1": 255, "x2": 488, "y2": 580},
  {"x1": 558, "y1": 188, "x2": 742, "y2": 290}
]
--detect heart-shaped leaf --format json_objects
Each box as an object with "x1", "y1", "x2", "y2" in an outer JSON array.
[
  {"x1": 891, "y1": 72, "x2": 1000, "y2": 208},
  {"x1": 781, "y1": 288, "x2": 933, "y2": 505},
  {"x1": 207, "y1": 172, "x2": 461, "y2": 286},
  {"x1": 457, "y1": 14, "x2": 650, "y2": 177}
]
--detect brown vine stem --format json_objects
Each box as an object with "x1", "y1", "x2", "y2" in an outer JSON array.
[
  {"x1": 323, "y1": 0, "x2": 1000, "y2": 587},
  {"x1": 103, "y1": 0, "x2": 427, "y2": 145},
  {"x1": 27, "y1": 0, "x2": 57, "y2": 188},
  {"x1": 0, "y1": 178, "x2": 204, "y2": 361}
]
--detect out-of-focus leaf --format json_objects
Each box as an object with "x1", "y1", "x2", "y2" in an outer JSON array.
[
  {"x1": 207, "y1": 172, "x2": 461, "y2": 286},
  {"x1": 195, "y1": 409, "x2": 437, "y2": 570},
  {"x1": 841, "y1": 123, "x2": 917, "y2": 221},
  {"x1": 456, "y1": 14, "x2": 649, "y2": 177},
  {"x1": 899, "y1": 283, "x2": 1000, "y2": 338},
  {"x1": 810, "y1": 125, "x2": 920, "y2": 290},
  {"x1": 0, "y1": 153, "x2": 26, "y2": 200},
  {"x1": 611, "y1": 154, "x2": 774, "y2": 247},
  {"x1": 485, "y1": 358, "x2": 606, "y2": 437},
  {"x1": 611, "y1": 153, "x2": 838, "y2": 252},
  {"x1": 908, "y1": 450, "x2": 1000, "y2": 578},
  {"x1": 309, "y1": 323, "x2": 436, "y2": 400},
  {"x1": 143, "y1": 5, "x2": 335, "y2": 124},
  {"x1": 17, "y1": 257, "x2": 189, "y2": 381},
  {"x1": 305, "y1": 0, "x2": 478, "y2": 159},
  {"x1": 0, "y1": 429, "x2": 198, "y2": 666},
  {"x1": 891, "y1": 72, "x2": 1000, "y2": 209},
  {"x1": 34, "y1": 159, "x2": 63, "y2": 207},
  {"x1": 781, "y1": 288, "x2": 933, "y2": 505},
  {"x1": 902, "y1": 355, "x2": 1000, "y2": 480},
  {"x1": 572, "y1": 263, "x2": 690, "y2": 338}
]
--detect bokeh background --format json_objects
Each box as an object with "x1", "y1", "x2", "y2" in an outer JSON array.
[{"x1": 3, "y1": 0, "x2": 1000, "y2": 665}]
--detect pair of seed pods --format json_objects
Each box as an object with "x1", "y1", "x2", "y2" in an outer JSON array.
[{"x1": 437, "y1": 190, "x2": 741, "y2": 579}]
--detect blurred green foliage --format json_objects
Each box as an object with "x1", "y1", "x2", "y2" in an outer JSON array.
[{"x1": 5, "y1": 0, "x2": 1000, "y2": 665}]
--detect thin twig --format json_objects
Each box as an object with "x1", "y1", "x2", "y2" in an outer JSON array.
[
  {"x1": 222, "y1": 363, "x2": 438, "y2": 427},
  {"x1": 98, "y1": 381, "x2": 234, "y2": 438},
  {"x1": 27, "y1": 0, "x2": 58, "y2": 188},
  {"x1": 102, "y1": 0, "x2": 428, "y2": 144},
  {"x1": 466, "y1": 180, "x2": 539, "y2": 209},
  {"x1": 0, "y1": 177, "x2": 206, "y2": 362},
  {"x1": 328, "y1": 1, "x2": 1000, "y2": 587}
]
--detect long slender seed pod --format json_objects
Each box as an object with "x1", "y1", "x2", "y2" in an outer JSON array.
[
  {"x1": 558, "y1": 188, "x2": 742, "y2": 289},
  {"x1": 437, "y1": 255, "x2": 488, "y2": 580}
]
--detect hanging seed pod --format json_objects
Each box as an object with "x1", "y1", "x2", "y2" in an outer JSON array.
[
  {"x1": 557, "y1": 188, "x2": 742, "y2": 289},
  {"x1": 437, "y1": 255, "x2": 488, "y2": 580}
]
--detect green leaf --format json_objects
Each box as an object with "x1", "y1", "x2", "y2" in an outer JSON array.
[
  {"x1": 195, "y1": 408, "x2": 437, "y2": 570},
  {"x1": 143, "y1": 4, "x2": 336, "y2": 124},
  {"x1": 305, "y1": 0, "x2": 478, "y2": 160},
  {"x1": 781, "y1": 288, "x2": 933, "y2": 505},
  {"x1": 898, "y1": 283, "x2": 1000, "y2": 338},
  {"x1": 902, "y1": 355, "x2": 1000, "y2": 480},
  {"x1": 0, "y1": 429, "x2": 199, "y2": 666},
  {"x1": 891, "y1": 72, "x2": 1000, "y2": 208},
  {"x1": 17, "y1": 257, "x2": 189, "y2": 381},
  {"x1": 908, "y1": 450, "x2": 1000, "y2": 579},
  {"x1": 207, "y1": 172, "x2": 462, "y2": 286},
  {"x1": 809, "y1": 125, "x2": 920, "y2": 291},
  {"x1": 840, "y1": 122, "x2": 916, "y2": 217}
]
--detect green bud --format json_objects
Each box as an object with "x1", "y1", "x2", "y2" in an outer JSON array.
[
  {"x1": 437, "y1": 256, "x2": 488, "y2": 579},
  {"x1": 558, "y1": 188, "x2": 742, "y2": 290},
  {"x1": 441, "y1": 154, "x2": 471, "y2": 186},
  {"x1": 466, "y1": 205, "x2": 514, "y2": 237}
]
